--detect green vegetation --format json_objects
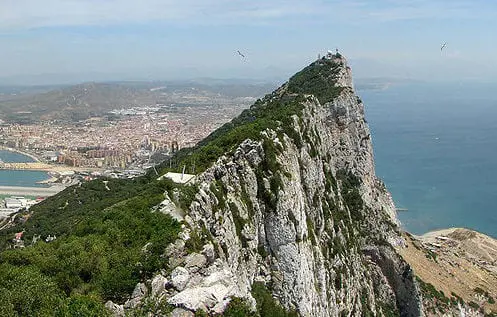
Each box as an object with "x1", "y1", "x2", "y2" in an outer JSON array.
[
  {"x1": 286, "y1": 58, "x2": 344, "y2": 104},
  {"x1": 468, "y1": 301, "x2": 481, "y2": 311},
  {"x1": 251, "y1": 282, "x2": 298, "y2": 317},
  {"x1": 156, "y1": 58, "x2": 344, "y2": 177},
  {"x1": 0, "y1": 177, "x2": 180, "y2": 245},
  {"x1": 306, "y1": 216, "x2": 317, "y2": 246},
  {"x1": 0, "y1": 56, "x2": 348, "y2": 315},
  {"x1": 124, "y1": 298, "x2": 174, "y2": 317},
  {"x1": 229, "y1": 201, "x2": 248, "y2": 248},
  {"x1": 378, "y1": 302, "x2": 400, "y2": 317},
  {"x1": 425, "y1": 249, "x2": 438, "y2": 262},
  {"x1": 416, "y1": 277, "x2": 456, "y2": 314},
  {"x1": 474, "y1": 287, "x2": 496, "y2": 304},
  {"x1": 223, "y1": 298, "x2": 257, "y2": 317},
  {"x1": 336, "y1": 169, "x2": 363, "y2": 220},
  {"x1": 450, "y1": 292, "x2": 464, "y2": 306},
  {"x1": 158, "y1": 93, "x2": 306, "y2": 175},
  {"x1": 360, "y1": 290, "x2": 374, "y2": 317},
  {"x1": 417, "y1": 278, "x2": 448, "y2": 303},
  {"x1": 0, "y1": 177, "x2": 182, "y2": 315}
]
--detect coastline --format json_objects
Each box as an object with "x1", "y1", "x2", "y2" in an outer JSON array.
[
  {"x1": 0, "y1": 145, "x2": 41, "y2": 162},
  {"x1": 1, "y1": 147, "x2": 68, "y2": 186},
  {"x1": 0, "y1": 148, "x2": 103, "y2": 173},
  {"x1": 416, "y1": 226, "x2": 497, "y2": 241}
]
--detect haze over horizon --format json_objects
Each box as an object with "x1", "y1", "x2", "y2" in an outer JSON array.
[{"x1": 1, "y1": 0, "x2": 496, "y2": 85}]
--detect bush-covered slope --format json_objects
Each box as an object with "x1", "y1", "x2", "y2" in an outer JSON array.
[
  {"x1": 0, "y1": 177, "x2": 184, "y2": 315},
  {"x1": 0, "y1": 55, "x2": 412, "y2": 316},
  {"x1": 156, "y1": 57, "x2": 343, "y2": 176}
]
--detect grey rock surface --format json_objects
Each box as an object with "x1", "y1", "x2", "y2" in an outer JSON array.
[
  {"x1": 124, "y1": 283, "x2": 148, "y2": 309},
  {"x1": 170, "y1": 308, "x2": 194, "y2": 317},
  {"x1": 105, "y1": 300, "x2": 124, "y2": 317},
  {"x1": 170, "y1": 267, "x2": 190, "y2": 291},
  {"x1": 151, "y1": 274, "x2": 168, "y2": 298},
  {"x1": 127, "y1": 55, "x2": 424, "y2": 316}
]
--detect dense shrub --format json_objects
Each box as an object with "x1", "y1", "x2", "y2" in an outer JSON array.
[
  {"x1": 0, "y1": 177, "x2": 181, "y2": 313},
  {"x1": 223, "y1": 298, "x2": 257, "y2": 317},
  {"x1": 252, "y1": 282, "x2": 298, "y2": 317}
]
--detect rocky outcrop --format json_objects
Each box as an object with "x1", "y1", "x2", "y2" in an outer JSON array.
[{"x1": 124, "y1": 54, "x2": 423, "y2": 316}]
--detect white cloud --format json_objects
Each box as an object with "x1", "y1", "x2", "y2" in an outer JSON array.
[
  {"x1": 0, "y1": 0, "x2": 321, "y2": 30},
  {"x1": 1, "y1": 0, "x2": 495, "y2": 30}
]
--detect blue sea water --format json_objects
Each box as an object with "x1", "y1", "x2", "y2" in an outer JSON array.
[
  {"x1": 360, "y1": 82, "x2": 497, "y2": 239},
  {"x1": 1, "y1": 83, "x2": 496, "y2": 238},
  {"x1": 0, "y1": 150, "x2": 49, "y2": 187}
]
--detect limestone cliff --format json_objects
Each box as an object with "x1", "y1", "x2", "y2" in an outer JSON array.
[{"x1": 116, "y1": 54, "x2": 423, "y2": 316}]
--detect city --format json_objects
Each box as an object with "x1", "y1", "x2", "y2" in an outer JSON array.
[
  {"x1": 0, "y1": 86, "x2": 264, "y2": 171},
  {"x1": 0, "y1": 83, "x2": 269, "y2": 220}
]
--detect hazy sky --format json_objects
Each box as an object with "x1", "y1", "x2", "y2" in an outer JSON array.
[{"x1": 1, "y1": 0, "x2": 496, "y2": 84}]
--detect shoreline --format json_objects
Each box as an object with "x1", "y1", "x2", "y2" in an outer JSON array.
[
  {"x1": 0, "y1": 146, "x2": 41, "y2": 162},
  {"x1": 409, "y1": 226, "x2": 497, "y2": 242}
]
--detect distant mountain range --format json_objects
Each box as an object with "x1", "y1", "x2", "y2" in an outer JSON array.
[{"x1": 0, "y1": 80, "x2": 277, "y2": 123}]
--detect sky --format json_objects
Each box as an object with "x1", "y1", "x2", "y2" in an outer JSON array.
[{"x1": 1, "y1": 0, "x2": 496, "y2": 84}]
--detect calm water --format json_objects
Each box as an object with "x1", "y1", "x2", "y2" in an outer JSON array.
[
  {"x1": 0, "y1": 150, "x2": 49, "y2": 187},
  {"x1": 1, "y1": 83, "x2": 497, "y2": 238},
  {"x1": 360, "y1": 82, "x2": 497, "y2": 238}
]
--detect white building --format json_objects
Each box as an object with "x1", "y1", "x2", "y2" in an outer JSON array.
[{"x1": 4, "y1": 198, "x2": 23, "y2": 209}]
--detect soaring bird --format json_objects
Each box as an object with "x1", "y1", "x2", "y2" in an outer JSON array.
[
  {"x1": 441, "y1": 42, "x2": 447, "y2": 51},
  {"x1": 237, "y1": 50, "x2": 246, "y2": 58}
]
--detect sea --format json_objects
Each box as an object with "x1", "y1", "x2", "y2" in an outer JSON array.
[
  {"x1": 1, "y1": 81, "x2": 496, "y2": 238},
  {"x1": 0, "y1": 150, "x2": 49, "y2": 187},
  {"x1": 360, "y1": 81, "x2": 497, "y2": 239}
]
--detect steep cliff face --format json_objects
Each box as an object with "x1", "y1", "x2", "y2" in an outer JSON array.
[{"x1": 122, "y1": 55, "x2": 422, "y2": 316}]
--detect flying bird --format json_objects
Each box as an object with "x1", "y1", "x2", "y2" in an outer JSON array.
[
  {"x1": 237, "y1": 50, "x2": 246, "y2": 58},
  {"x1": 440, "y1": 42, "x2": 447, "y2": 51}
]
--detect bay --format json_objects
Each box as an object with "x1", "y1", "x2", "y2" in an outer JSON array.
[
  {"x1": 360, "y1": 82, "x2": 497, "y2": 238},
  {"x1": 0, "y1": 150, "x2": 49, "y2": 187}
]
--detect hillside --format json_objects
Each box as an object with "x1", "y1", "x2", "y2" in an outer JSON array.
[
  {"x1": 0, "y1": 53, "x2": 494, "y2": 316},
  {"x1": 398, "y1": 229, "x2": 497, "y2": 316},
  {"x1": 0, "y1": 80, "x2": 275, "y2": 123},
  {"x1": 0, "y1": 83, "x2": 151, "y2": 122}
]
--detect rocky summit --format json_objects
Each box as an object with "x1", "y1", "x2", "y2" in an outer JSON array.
[
  {"x1": 2, "y1": 53, "x2": 496, "y2": 316},
  {"x1": 108, "y1": 53, "x2": 423, "y2": 316}
]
